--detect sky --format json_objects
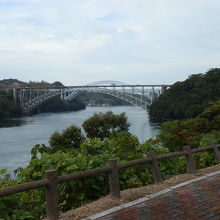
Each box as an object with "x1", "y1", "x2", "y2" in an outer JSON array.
[{"x1": 0, "y1": 0, "x2": 220, "y2": 85}]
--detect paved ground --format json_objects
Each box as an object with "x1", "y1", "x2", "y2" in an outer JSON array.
[{"x1": 95, "y1": 174, "x2": 220, "y2": 220}]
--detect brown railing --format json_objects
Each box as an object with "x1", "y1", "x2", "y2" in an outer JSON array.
[{"x1": 0, "y1": 144, "x2": 220, "y2": 220}]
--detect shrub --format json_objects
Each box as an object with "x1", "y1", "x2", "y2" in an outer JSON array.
[
  {"x1": 49, "y1": 125, "x2": 85, "y2": 151},
  {"x1": 82, "y1": 111, "x2": 130, "y2": 139}
]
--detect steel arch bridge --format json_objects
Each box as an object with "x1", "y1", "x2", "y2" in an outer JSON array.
[{"x1": 2, "y1": 81, "x2": 170, "y2": 112}]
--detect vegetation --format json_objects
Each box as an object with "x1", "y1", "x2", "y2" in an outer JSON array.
[
  {"x1": 1, "y1": 69, "x2": 220, "y2": 219},
  {"x1": 149, "y1": 68, "x2": 220, "y2": 121},
  {"x1": 49, "y1": 125, "x2": 85, "y2": 151},
  {"x1": 0, "y1": 91, "x2": 22, "y2": 119},
  {"x1": 30, "y1": 96, "x2": 85, "y2": 114},
  {"x1": 157, "y1": 100, "x2": 220, "y2": 152},
  {"x1": 0, "y1": 105, "x2": 220, "y2": 219},
  {"x1": 82, "y1": 111, "x2": 130, "y2": 139}
]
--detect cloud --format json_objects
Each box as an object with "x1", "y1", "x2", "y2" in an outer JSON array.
[{"x1": 0, "y1": 0, "x2": 220, "y2": 85}]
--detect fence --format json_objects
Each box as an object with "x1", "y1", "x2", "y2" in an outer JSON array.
[{"x1": 0, "y1": 144, "x2": 220, "y2": 220}]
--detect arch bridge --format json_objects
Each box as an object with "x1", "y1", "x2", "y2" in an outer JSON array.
[{"x1": 2, "y1": 81, "x2": 170, "y2": 112}]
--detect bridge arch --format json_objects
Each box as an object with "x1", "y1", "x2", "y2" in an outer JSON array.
[
  {"x1": 64, "y1": 88, "x2": 151, "y2": 110},
  {"x1": 10, "y1": 80, "x2": 165, "y2": 112}
]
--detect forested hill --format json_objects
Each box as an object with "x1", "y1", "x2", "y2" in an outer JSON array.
[
  {"x1": 0, "y1": 79, "x2": 26, "y2": 86},
  {"x1": 0, "y1": 79, "x2": 64, "y2": 87},
  {"x1": 149, "y1": 68, "x2": 220, "y2": 121},
  {"x1": 0, "y1": 79, "x2": 85, "y2": 119}
]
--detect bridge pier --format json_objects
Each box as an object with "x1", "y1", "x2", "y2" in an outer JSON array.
[
  {"x1": 161, "y1": 85, "x2": 167, "y2": 94},
  {"x1": 61, "y1": 92, "x2": 64, "y2": 100},
  {"x1": 13, "y1": 88, "x2": 18, "y2": 104}
]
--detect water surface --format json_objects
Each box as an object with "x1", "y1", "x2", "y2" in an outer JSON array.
[{"x1": 0, "y1": 106, "x2": 160, "y2": 174}]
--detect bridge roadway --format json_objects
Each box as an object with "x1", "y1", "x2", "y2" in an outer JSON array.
[{"x1": 0, "y1": 84, "x2": 171, "y2": 90}]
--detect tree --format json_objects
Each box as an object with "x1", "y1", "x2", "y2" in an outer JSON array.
[
  {"x1": 0, "y1": 91, "x2": 22, "y2": 119},
  {"x1": 82, "y1": 111, "x2": 130, "y2": 139},
  {"x1": 52, "y1": 81, "x2": 64, "y2": 87},
  {"x1": 157, "y1": 100, "x2": 220, "y2": 152},
  {"x1": 49, "y1": 125, "x2": 85, "y2": 151},
  {"x1": 31, "y1": 96, "x2": 86, "y2": 114},
  {"x1": 149, "y1": 68, "x2": 220, "y2": 121}
]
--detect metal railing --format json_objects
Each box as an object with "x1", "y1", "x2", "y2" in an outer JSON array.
[{"x1": 0, "y1": 144, "x2": 220, "y2": 220}]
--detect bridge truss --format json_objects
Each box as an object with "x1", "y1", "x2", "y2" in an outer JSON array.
[{"x1": 3, "y1": 81, "x2": 170, "y2": 112}]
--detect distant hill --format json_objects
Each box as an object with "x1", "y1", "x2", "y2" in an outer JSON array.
[
  {"x1": 149, "y1": 68, "x2": 220, "y2": 121},
  {"x1": 0, "y1": 79, "x2": 64, "y2": 87},
  {"x1": 0, "y1": 78, "x2": 26, "y2": 86}
]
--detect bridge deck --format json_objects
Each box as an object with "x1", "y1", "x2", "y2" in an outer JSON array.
[{"x1": 0, "y1": 84, "x2": 171, "y2": 90}]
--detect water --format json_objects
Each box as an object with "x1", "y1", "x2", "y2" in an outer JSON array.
[{"x1": 0, "y1": 106, "x2": 160, "y2": 174}]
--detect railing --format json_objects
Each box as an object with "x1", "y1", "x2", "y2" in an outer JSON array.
[{"x1": 0, "y1": 144, "x2": 220, "y2": 220}]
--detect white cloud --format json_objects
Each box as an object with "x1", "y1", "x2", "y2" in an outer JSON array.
[{"x1": 0, "y1": 0, "x2": 220, "y2": 85}]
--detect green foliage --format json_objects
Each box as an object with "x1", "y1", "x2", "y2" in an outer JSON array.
[
  {"x1": 31, "y1": 96, "x2": 85, "y2": 114},
  {"x1": 193, "y1": 131, "x2": 220, "y2": 169},
  {"x1": 0, "y1": 132, "x2": 185, "y2": 219},
  {"x1": 82, "y1": 111, "x2": 130, "y2": 139},
  {"x1": 199, "y1": 131, "x2": 220, "y2": 147},
  {"x1": 212, "y1": 115, "x2": 220, "y2": 130},
  {"x1": 49, "y1": 125, "x2": 85, "y2": 151},
  {"x1": 0, "y1": 91, "x2": 22, "y2": 119},
  {"x1": 157, "y1": 101, "x2": 220, "y2": 151},
  {"x1": 199, "y1": 102, "x2": 220, "y2": 120},
  {"x1": 0, "y1": 170, "x2": 44, "y2": 220},
  {"x1": 30, "y1": 126, "x2": 85, "y2": 158},
  {"x1": 149, "y1": 68, "x2": 220, "y2": 121},
  {"x1": 1, "y1": 106, "x2": 220, "y2": 219}
]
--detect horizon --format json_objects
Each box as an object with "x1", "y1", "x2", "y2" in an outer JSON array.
[{"x1": 0, "y1": 67, "x2": 216, "y2": 86}]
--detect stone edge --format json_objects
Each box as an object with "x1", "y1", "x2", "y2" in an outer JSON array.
[{"x1": 82, "y1": 170, "x2": 220, "y2": 220}]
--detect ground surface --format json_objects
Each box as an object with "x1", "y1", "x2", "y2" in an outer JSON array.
[
  {"x1": 58, "y1": 164, "x2": 220, "y2": 220},
  {"x1": 97, "y1": 173, "x2": 220, "y2": 220}
]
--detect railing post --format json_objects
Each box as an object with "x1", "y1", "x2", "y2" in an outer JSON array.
[
  {"x1": 45, "y1": 170, "x2": 59, "y2": 220},
  {"x1": 148, "y1": 151, "x2": 162, "y2": 183},
  {"x1": 108, "y1": 159, "x2": 121, "y2": 200},
  {"x1": 183, "y1": 146, "x2": 197, "y2": 174},
  {"x1": 210, "y1": 143, "x2": 220, "y2": 163}
]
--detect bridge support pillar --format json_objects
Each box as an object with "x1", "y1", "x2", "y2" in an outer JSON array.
[
  {"x1": 150, "y1": 86, "x2": 156, "y2": 103},
  {"x1": 61, "y1": 92, "x2": 64, "y2": 100},
  {"x1": 13, "y1": 88, "x2": 18, "y2": 104},
  {"x1": 161, "y1": 85, "x2": 167, "y2": 94}
]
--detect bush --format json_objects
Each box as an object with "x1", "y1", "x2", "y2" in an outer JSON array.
[
  {"x1": 82, "y1": 111, "x2": 130, "y2": 139},
  {"x1": 49, "y1": 125, "x2": 85, "y2": 151},
  {"x1": 157, "y1": 101, "x2": 220, "y2": 152}
]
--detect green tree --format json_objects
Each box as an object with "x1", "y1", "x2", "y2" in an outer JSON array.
[
  {"x1": 49, "y1": 125, "x2": 85, "y2": 151},
  {"x1": 0, "y1": 91, "x2": 22, "y2": 119},
  {"x1": 149, "y1": 68, "x2": 220, "y2": 121},
  {"x1": 82, "y1": 111, "x2": 130, "y2": 139},
  {"x1": 157, "y1": 100, "x2": 220, "y2": 151}
]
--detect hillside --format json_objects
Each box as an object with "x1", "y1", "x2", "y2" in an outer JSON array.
[
  {"x1": 0, "y1": 79, "x2": 64, "y2": 87},
  {"x1": 149, "y1": 68, "x2": 220, "y2": 121},
  {"x1": 0, "y1": 91, "x2": 22, "y2": 118},
  {"x1": 0, "y1": 78, "x2": 26, "y2": 86}
]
